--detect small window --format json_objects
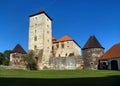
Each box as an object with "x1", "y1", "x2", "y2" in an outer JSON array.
[
  {"x1": 59, "y1": 54, "x2": 61, "y2": 57},
  {"x1": 66, "y1": 53, "x2": 67, "y2": 56},
  {"x1": 34, "y1": 45, "x2": 37, "y2": 50},
  {"x1": 61, "y1": 44, "x2": 64, "y2": 48},
  {"x1": 47, "y1": 47, "x2": 49, "y2": 49},
  {"x1": 47, "y1": 31, "x2": 49, "y2": 34},
  {"x1": 47, "y1": 25, "x2": 49, "y2": 28},
  {"x1": 47, "y1": 39, "x2": 49, "y2": 42},
  {"x1": 34, "y1": 36, "x2": 37, "y2": 41},
  {"x1": 35, "y1": 17, "x2": 37, "y2": 19},
  {"x1": 90, "y1": 62, "x2": 94, "y2": 65},
  {"x1": 56, "y1": 44, "x2": 59, "y2": 48},
  {"x1": 35, "y1": 23, "x2": 37, "y2": 26},
  {"x1": 47, "y1": 18, "x2": 49, "y2": 21},
  {"x1": 52, "y1": 46, "x2": 54, "y2": 50}
]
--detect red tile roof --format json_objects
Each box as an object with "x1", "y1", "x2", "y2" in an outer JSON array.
[
  {"x1": 82, "y1": 35, "x2": 104, "y2": 50},
  {"x1": 101, "y1": 43, "x2": 120, "y2": 60},
  {"x1": 57, "y1": 36, "x2": 73, "y2": 42},
  {"x1": 52, "y1": 37, "x2": 57, "y2": 42},
  {"x1": 12, "y1": 44, "x2": 27, "y2": 54}
]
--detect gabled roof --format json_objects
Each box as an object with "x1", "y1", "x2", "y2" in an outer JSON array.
[
  {"x1": 12, "y1": 44, "x2": 27, "y2": 54},
  {"x1": 82, "y1": 35, "x2": 104, "y2": 50},
  {"x1": 57, "y1": 36, "x2": 73, "y2": 42},
  {"x1": 101, "y1": 43, "x2": 120, "y2": 60},
  {"x1": 29, "y1": 10, "x2": 52, "y2": 21}
]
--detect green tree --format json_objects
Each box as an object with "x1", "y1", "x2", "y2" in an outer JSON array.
[
  {"x1": 3, "y1": 50, "x2": 12, "y2": 65},
  {"x1": 22, "y1": 51, "x2": 38, "y2": 70}
]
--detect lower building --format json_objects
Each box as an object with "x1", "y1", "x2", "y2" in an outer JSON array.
[
  {"x1": 100, "y1": 43, "x2": 120, "y2": 70},
  {"x1": 52, "y1": 36, "x2": 81, "y2": 57},
  {"x1": 82, "y1": 35, "x2": 104, "y2": 69},
  {"x1": 10, "y1": 44, "x2": 27, "y2": 67}
]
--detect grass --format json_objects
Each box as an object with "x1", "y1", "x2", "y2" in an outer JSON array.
[{"x1": 0, "y1": 67, "x2": 120, "y2": 86}]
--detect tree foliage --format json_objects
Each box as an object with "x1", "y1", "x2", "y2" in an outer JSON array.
[
  {"x1": 0, "y1": 50, "x2": 12, "y2": 65},
  {"x1": 22, "y1": 51, "x2": 38, "y2": 70}
]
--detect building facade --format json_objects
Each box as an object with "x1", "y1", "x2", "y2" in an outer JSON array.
[
  {"x1": 52, "y1": 36, "x2": 81, "y2": 57},
  {"x1": 100, "y1": 43, "x2": 120, "y2": 70},
  {"x1": 28, "y1": 10, "x2": 81, "y2": 69}
]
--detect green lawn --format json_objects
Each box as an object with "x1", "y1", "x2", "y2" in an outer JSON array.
[{"x1": 0, "y1": 67, "x2": 120, "y2": 86}]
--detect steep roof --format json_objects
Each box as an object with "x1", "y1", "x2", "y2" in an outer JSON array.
[
  {"x1": 101, "y1": 43, "x2": 120, "y2": 60},
  {"x1": 82, "y1": 35, "x2": 104, "y2": 50},
  {"x1": 57, "y1": 36, "x2": 73, "y2": 42},
  {"x1": 12, "y1": 44, "x2": 27, "y2": 54},
  {"x1": 29, "y1": 10, "x2": 52, "y2": 21}
]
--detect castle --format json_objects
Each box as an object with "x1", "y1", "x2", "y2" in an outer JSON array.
[{"x1": 10, "y1": 10, "x2": 105, "y2": 70}]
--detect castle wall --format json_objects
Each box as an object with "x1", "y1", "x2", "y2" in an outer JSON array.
[{"x1": 49, "y1": 56, "x2": 84, "y2": 69}]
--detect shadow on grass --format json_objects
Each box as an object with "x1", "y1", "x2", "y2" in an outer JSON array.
[{"x1": 0, "y1": 75, "x2": 120, "y2": 86}]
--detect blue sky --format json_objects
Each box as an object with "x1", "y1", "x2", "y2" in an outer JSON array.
[{"x1": 0, "y1": 0, "x2": 120, "y2": 52}]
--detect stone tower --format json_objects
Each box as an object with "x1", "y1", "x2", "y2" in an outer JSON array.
[
  {"x1": 82, "y1": 35, "x2": 104, "y2": 69},
  {"x1": 28, "y1": 10, "x2": 52, "y2": 69}
]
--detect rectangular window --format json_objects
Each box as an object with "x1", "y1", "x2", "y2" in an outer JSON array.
[
  {"x1": 34, "y1": 36, "x2": 37, "y2": 41},
  {"x1": 34, "y1": 45, "x2": 37, "y2": 50},
  {"x1": 56, "y1": 44, "x2": 59, "y2": 48},
  {"x1": 52, "y1": 46, "x2": 54, "y2": 50},
  {"x1": 61, "y1": 44, "x2": 64, "y2": 48}
]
